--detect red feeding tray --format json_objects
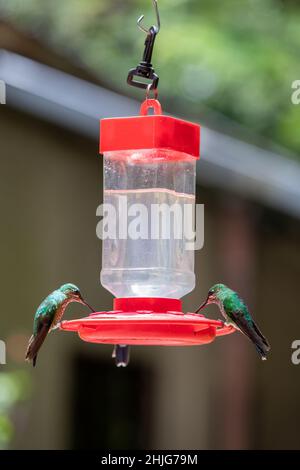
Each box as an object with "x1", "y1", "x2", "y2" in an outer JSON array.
[{"x1": 60, "y1": 298, "x2": 235, "y2": 346}]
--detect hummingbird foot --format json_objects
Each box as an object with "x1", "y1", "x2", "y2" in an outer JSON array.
[{"x1": 51, "y1": 322, "x2": 62, "y2": 331}]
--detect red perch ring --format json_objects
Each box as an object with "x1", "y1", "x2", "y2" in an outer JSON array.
[{"x1": 60, "y1": 298, "x2": 235, "y2": 346}]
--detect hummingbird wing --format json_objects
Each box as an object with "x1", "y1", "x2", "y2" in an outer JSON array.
[
  {"x1": 26, "y1": 296, "x2": 59, "y2": 367},
  {"x1": 25, "y1": 320, "x2": 50, "y2": 367},
  {"x1": 226, "y1": 307, "x2": 270, "y2": 359},
  {"x1": 250, "y1": 319, "x2": 270, "y2": 349}
]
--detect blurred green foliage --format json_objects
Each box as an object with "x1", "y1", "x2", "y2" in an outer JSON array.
[
  {"x1": 0, "y1": 0, "x2": 299, "y2": 153},
  {"x1": 0, "y1": 370, "x2": 31, "y2": 448}
]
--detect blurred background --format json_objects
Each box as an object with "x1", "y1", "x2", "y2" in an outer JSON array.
[{"x1": 0, "y1": 0, "x2": 300, "y2": 450}]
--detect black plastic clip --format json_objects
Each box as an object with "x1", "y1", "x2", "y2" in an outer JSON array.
[
  {"x1": 127, "y1": 0, "x2": 160, "y2": 91},
  {"x1": 127, "y1": 26, "x2": 159, "y2": 90}
]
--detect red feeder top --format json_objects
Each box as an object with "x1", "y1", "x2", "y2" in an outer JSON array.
[
  {"x1": 99, "y1": 99, "x2": 200, "y2": 159},
  {"x1": 60, "y1": 298, "x2": 235, "y2": 346}
]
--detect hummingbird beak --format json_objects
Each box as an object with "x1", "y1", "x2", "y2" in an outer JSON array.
[
  {"x1": 79, "y1": 297, "x2": 96, "y2": 313},
  {"x1": 195, "y1": 294, "x2": 210, "y2": 314}
]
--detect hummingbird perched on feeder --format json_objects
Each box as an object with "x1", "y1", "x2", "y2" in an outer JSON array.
[
  {"x1": 196, "y1": 283, "x2": 270, "y2": 360},
  {"x1": 25, "y1": 283, "x2": 95, "y2": 367}
]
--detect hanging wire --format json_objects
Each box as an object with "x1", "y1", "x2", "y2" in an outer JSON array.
[{"x1": 137, "y1": 0, "x2": 160, "y2": 35}]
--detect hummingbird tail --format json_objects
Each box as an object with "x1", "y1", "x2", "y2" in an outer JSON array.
[
  {"x1": 243, "y1": 324, "x2": 270, "y2": 360},
  {"x1": 234, "y1": 315, "x2": 270, "y2": 360},
  {"x1": 254, "y1": 341, "x2": 270, "y2": 361},
  {"x1": 112, "y1": 345, "x2": 130, "y2": 368},
  {"x1": 248, "y1": 320, "x2": 270, "y2": 360},
  {"x1": 25, "y1": 324, "x2": 50, "y2": 367},
  {"x1": 251, "y1": 320, "x2": 270, "y2": 351}
]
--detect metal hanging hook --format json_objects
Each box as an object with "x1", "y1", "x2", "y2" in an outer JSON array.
[
  {"x1": 137, "y1": 0, "x2": 160, "y2": 35},
  {"x1": 127, "y1": 0, "x2": 161, "y2": 92}
]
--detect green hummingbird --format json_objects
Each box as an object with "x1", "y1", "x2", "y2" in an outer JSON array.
[
  {"x1": 25, "y1": 283, "x2": 95, "y2": 367},
  {"x1": 195, "y1": 283, "x2": 270, "y2": 360}
]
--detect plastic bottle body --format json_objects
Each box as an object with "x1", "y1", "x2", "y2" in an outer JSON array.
[{"x1": 100, "y1": 149, "x2": 196, "y2": 299}]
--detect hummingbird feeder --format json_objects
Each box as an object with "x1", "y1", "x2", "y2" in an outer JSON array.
[{"x1": 60, "y1": 0, "x2": 234, "y2": 358}]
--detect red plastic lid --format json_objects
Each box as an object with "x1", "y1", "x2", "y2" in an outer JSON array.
[
  {"x1": 114, "y1": 297, "x2": 181, "y2": 313},
  {"x1": 99, "y1": 99, "x2": 200, "y2": 159}
]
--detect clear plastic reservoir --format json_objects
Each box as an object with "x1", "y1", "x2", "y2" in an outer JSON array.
[{"x1": 100, "y1": 149, "x2": 196, "y2": 299}]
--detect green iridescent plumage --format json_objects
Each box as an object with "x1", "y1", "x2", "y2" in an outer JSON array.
[
  {"x1": 26, "y1": 283, "x2": 94, "y2": 367},
  {"x1": 196, "y1": 283, "x2": 270, "y2": 360},
  {"x1": 32, "y1": 290, "x2": 66, "y2": 336}
]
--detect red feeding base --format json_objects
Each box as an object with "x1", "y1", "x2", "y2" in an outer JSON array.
[{"x1": 60, "y1": 298, "x2": 235, "y2": 346}]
